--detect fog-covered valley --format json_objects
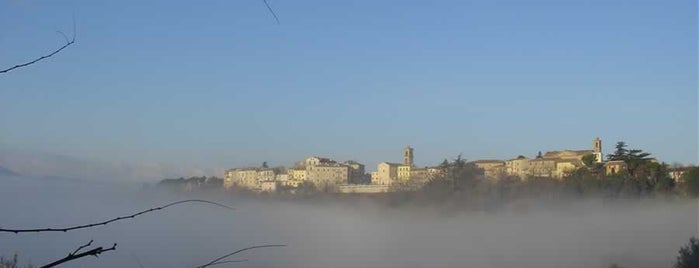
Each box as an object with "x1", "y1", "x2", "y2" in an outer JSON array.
[{"x1": 1, "y1": 175, "x2": 696, "y2": 268}]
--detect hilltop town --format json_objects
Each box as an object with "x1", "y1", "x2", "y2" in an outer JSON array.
[{"x1": 218, "y1": 138, "x2": 690, "y2": 194}]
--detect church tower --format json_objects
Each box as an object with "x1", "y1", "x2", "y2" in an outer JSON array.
[
  {"x1": 593, "y1": 137, "x2": 603, "y2": 163},
  {"x1": 403, "y1": 146, "x2": 414, "y2": 166}
]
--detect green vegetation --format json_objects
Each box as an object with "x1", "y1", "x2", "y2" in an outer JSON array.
[
  {"x1": 680, "y1": 167, "x2": 699, "y2": 197},
  {"x1": 674, "y1": 237, "x2": 699, "y2": 268},
  {"x1": 383, "y1": 141, "x2": 694, "y2": 209}
]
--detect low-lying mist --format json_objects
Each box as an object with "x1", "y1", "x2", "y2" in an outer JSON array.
[{"x1": 1, "y1": 176, "x2": 696, "y2": 268}]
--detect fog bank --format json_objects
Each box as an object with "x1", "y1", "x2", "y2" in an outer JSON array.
[{"x1": 0, "y1": 176, "x2": 696, "y2": 268}]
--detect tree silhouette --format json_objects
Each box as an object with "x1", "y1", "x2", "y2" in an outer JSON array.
[
  {"x1": 2, "y1": 200, "x2": 236, "y2": 267},
  {"x1": 674, "y1": 237, "x2": 699, "y2": 268},
  {"x1": 681, "y1": 167, "x2": 699, "y2": 197},
  {"x1": 1, "y1": 17, "x2": 75, "y2": 75}
]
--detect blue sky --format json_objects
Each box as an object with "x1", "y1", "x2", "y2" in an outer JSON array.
[{"x1": 0, "y1": 0, "x2": 696, "y2": 175}]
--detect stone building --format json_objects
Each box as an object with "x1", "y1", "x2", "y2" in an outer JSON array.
[
  {"x1": 605, "y1": 160, "x2": 628, "y2": 175},
  {"x1": 528, "y1": 158, "x2": 558, "y2": 177},
  {"x1": 372, "y1": 162, "x2": 400, "y2": 185},
  {"x1": 554, "y1": 159, "x2": 584, "y2": 178},
  {"x1": 224, "y1": 167, "x2": 276, "y2": 190},
  {"x1": 470, "y1": 160, "x2": 506, "y2": 179},
  {"x1": 505, "y1": 157, "x2": 530, "y2": 178},
  {"x1": 288, "y1": 168, "x2": 308, "y2": 181},
  {"x1": 307, "y1": 164, "x2": 349, "y2": 187},
  {"x1": 504, "y1": 138, "x2": 604, "y2": 179},
  {"x1": 344, "y1": 160, "x2": 366, "y2": 184},
  {"x1": 371, "y1": 146, "x2": 433, "y2": 186},
  {"x1": 301, "y1": 156, "x2": 366, "y2": 188}
]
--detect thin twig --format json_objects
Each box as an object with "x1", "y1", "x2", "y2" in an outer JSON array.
[
  {"x1": 203, "y1": 259, "x2": 248, "y2": 267},
  {"x1": 0, "y1": 16, "x2": 76, "y2": 74},
  {"x1": 0, "y1": 199, "x2": 233, "y2": 233},
  {"x1": 262, "y1": 0, "x2": 280, "y2": 24},
  {"x1": 71, "y1": 239, "x2": 94, "y2": 255},
  {"x1": 40, "y1": 241, "x2": 116, "y2": 268},
  {"x1": 197, "y1": 244, "x2": 286, "y2": 268}
]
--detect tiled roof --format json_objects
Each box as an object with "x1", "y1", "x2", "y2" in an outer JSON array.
[{"x1": 470, "y1": 160, "x2": 505, "y2": 164}]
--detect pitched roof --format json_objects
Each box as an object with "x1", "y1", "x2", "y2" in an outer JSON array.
[
  {"x1": 543, "y1": 150, "x2": 593, "y2": 157},
  {"x1": 470, "y1": 160, "x2": 505, "y2": 164}
]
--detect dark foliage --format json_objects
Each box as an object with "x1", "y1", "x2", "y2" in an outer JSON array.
[
  {"x1": 681, "y1": 167, "x2": 699, "y2": 197},
  {"x1": 674, "y1": 237, "x2": 699, "y2": 268}
]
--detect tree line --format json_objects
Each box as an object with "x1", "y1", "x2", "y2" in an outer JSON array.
[{"x1": 387, "y1": 141, "x2": 699, "y2": 210}]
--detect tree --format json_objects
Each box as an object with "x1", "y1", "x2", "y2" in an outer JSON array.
[
  {"x1": 643, "y1": 161, "x2": 674, "y2": 193},
  {"x1": 606, "y1": 141, "x2": 653, "y2": 178},
  {"x1": 0, "y1": 200, "x2": 235, "y2": 267},
  {"x1": 262, "y1": 161, "x2": 269, "y2": 168},
  {"x1": 425, "y1": 154, "x2": 484, "y2": 194},
  {"x1": 1, "y1": 17, "x2": 76, "y2": 75},
  {"x1": 536, "y1": 151, "x2": 543, "y2": 159},
  {"x1": 439, "y1": 159, "x2": 450, "y2": 169},
  {"x1": 674, "y1": 237, "x2": 699, "y2": 268},
  {"x1": 607, "y1": 141, "x2": 651, "y2": 162},
  {"x1": 607, "y1": 141, "x2": 630, "y2": 161},
  {"x1": 681, "y1": 167, "x2": 699, "y2": 197},
  {"x1": 581, "y1": 153, "x2": 597, "y2": 167}
]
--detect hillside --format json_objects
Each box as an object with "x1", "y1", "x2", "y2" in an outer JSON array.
[{"x1": 0, "y1": 165, "x2": 19, "y2": 176}]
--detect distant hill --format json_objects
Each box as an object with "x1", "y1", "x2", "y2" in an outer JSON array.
[{"x1": 0, "y1": 165, "x2": 19, "y2": 176}]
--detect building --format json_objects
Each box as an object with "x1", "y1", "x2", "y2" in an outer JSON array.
[
  {"x1": 470, "y1": 160, "x2": 506, "y2": 179},
  {"x1": 275, "y1": 173, "x2": 290, "y2": 183},
  {"x1": 404, "y1": 146, "x2": 414, "y2": 166},
  {"x1": 542, "y1": 150, "x2": 592, "y2": 161},
  {"x1": 371, "y1": 146, "x2": 434, "y2": 187},
  {"x1": 554, "y1": 159, "x2": 584, "y2": 178},
  {"x1": 528, "y1": 158, "x2": 558, "y2": 178},
  {"x1": 542, "y1": 138, "x2": 602, "y2": 163},
  {"x1": 307, "y1": 164, "x2": 350, "y2": 187},
  {"x1": 259, "y1": 181, "x2": 277, "y2": 192},
  {"x1": 288, "y1": 168, "x2": 308, "y2": 181},
  {"x1": 344, "y1": 160, "x2": 366, "y2": 184},
  {"x1": 224, "y1": 168, "x2": 257, "y2": 189},
  {"x1": 505, "y1": 157, "x2": 530, "y2": 178},
  {"x1": 593, "y1": 137, "x2": 603, "y2": 163},
  {"x1": 373, "y1": 162, "x2": 400, "y2": 185},
  {"x1": 302, "y1": 156, "x2": 363, "y2": 188},
  {"x1": 605, "y1": 160, "x2": 628, "y2": 175},
  {"x1": 224, "y1": 167, "x2": 278, "y2": 190},
  {"x1": 410, "y1": 167, "x2": 430, "y2": 180},
  {"x1": 397, "y1": 164, "x2": 412, "y2": 180},
  {"x1": 505, "y1": 138, "x2": 604, "y2": 179}
]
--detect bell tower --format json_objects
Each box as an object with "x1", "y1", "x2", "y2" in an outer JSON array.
[
  {"x1": 593, "y1": 137, "x2": 603, "y2": 163},
  {"x1": 403, "y1": 146, "x2": 414, "y2": 166}
]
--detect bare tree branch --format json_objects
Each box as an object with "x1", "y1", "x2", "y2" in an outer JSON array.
[
  {"x1": 71, "y1": 239, "x2": 94, "y2": 255},
  {"x1": 0, "y1": 16, "x2": 76, "y2": 75},
  {"x1": 0, "y1": 199, "x2": 233, "y2": 233},
  {"x1": 40, "y1": 240, "x2": 116, "y2": 268},
  {"x1": 197, "y1": 244, "x2": 286, "y2": 268},
  {"x1": 202, "y1": 259, "x2": 248, "y2": 267},
  {"x1": 262, "y1": 0, "x2": 280, "y2": 24}
]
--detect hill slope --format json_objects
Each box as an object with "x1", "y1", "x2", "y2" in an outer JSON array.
[{"x1": 0, "y1": 165, "x2": 19, "y2": 176}]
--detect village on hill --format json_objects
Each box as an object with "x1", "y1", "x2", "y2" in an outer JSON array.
[{"x1": 209, "y1": 138, "x2": 691, "y2": 194}]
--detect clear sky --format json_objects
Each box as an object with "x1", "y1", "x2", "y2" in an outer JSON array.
[{"x1": 0, "y1": 0, "x2": 696, "y2": 176}]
